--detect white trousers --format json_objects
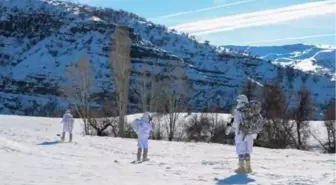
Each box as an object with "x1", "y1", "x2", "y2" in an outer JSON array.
[
  {"x1": 235, "y1": 135, "x2": 254, "y2": 156},
  {"x1": 138, "y1": 135, "x2": 149, "y2": 149},
  {"x1": 63, "y1": 122, "x2": 74, "y2": 133}
]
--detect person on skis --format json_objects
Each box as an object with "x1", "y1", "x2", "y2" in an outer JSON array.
[
  {"x1": 227, "y1": 94, "x2": 263, "y2": 174},
  {"x1": 132, "y1": 112, "x2": 152, "y2": 162},
  {"x1": 61, "y1": 109, "x2": 74, "y2": 142}
]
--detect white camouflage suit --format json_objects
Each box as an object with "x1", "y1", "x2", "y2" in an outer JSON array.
[
  {"x1": 232, "y1": 96, "x2": 257, "y2": 159},
  {"x1": 132, "y1": 114, "x2": 152, "y2": 149},
  {"x1": 132, "y1": 113, "x2": 152, "y2": 161},
  {"x1": 228, "y1": 94, "x2": 258, "y2": 173},
  {"x1": 61, "y1": 111, "x2": 74, "y2": 133}
]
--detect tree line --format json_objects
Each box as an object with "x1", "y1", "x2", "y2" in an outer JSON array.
[{"x1": 60, "y1": 26, "x2": 335, "y2": 154}]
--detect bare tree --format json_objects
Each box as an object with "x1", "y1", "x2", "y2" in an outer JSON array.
[
  {"x1": 161, "y1": 81, "x2": 180, "y2": 141},
  {"x1": 138, "y1": 62, "x2": 160, "y2": 113},
  {"x1": 151, "y1": 112, "x2": 164, "y2": 140},
  {"x1": 88, "y1": 115, "x2": 117, "y2": 136},
  {"x1": 324, "y1": 101, "x2": 336, "y2": 153},
  {"x1": 208, "y1": 105, "x2": 221, "y2": 140},
  {"x1": 257, "y1": 83, "x2": 297, "y2": 148},
  {"x1": 310, "y1": 100, "x2": 336, "y2": 153},
  {"x1": 293, "y1": 86, "x2": 312, "y2": 149},
  {"x1": 137, "y1": 62, "x2": 166, "y2": 140},
  {"x1": 161, "y1": 64, "x2": 190, "y2": 141},
  {"x1": 87, "y1": 103, "x2": 118, "y2": 136},
  {"x1": 185, "y1": 113, "x2": 212, "y2": 142},
  {"x1": 138, "y1": 66, "x2": 150, "y2": 112},
  {"x1": 63, "y1": 56, "x2": 95, "y2": 135},
  {"x1": 241, "y1": 78, "x2": 257, "y2": 101},
  {"x1": 110, "y1": 26, "x2": 132, "y2": 137}
]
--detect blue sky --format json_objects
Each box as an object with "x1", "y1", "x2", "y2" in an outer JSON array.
[{"x1": 67, "y1": 0, "x2": 335, "y2": 46}]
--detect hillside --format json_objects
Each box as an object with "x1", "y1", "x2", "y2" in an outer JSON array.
[
  {"x1": 225, "y1": 44, "x2": 336, "y2": 75},
  {"x1": 0, "y1": 115, "x2": 335, "y2": 185},
  {"x1": 0, "y1": 0, "x2": 335, "y2": 116}
]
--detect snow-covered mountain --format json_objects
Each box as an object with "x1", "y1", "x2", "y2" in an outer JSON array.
[
  {"x1": 0, "y1": 0, "x2": 335, "y2": 116},
  {"x1": 225, "y1": 44, "x2": 336, "y2": 75}
]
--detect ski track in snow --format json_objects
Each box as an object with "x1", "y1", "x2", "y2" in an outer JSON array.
[{"x1": 0, "y1": 115, "x2": 335, "y2": 185}]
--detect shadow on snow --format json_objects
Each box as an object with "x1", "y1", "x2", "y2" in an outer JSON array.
[
  {"x1": 37, "y1": 141, "x2": 60, "y2": 145},
  {"x1": 216, "y1": 174, "x2": 256, "y2": 185}
]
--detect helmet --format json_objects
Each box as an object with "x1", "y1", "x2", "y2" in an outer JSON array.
[{"x1": 237, "y1": 94, "x2": 248, "y2": 104}]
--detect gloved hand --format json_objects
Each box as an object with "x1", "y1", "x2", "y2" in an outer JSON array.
[
  {"x1": 227, "y1": 117, "x2": 234, "y2": 127},
  {"x1": 225, "y1": 126, "x2": 232, "y2": 135}
]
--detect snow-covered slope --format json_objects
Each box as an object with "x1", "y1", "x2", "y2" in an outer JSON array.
[
  {"x1": 0, "y1": 115, "x2": 335, "y2": 185},
  {"x1": 225, "y1": 44, "x2": 336, "y2": 74},
  {"x1": 0, "y1": 0, "x2": 335, "y2": 116}
]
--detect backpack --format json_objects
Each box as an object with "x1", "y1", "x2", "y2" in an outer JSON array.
[{"x1": 238, "y1": 100, "x2": 264, "y2": 138}]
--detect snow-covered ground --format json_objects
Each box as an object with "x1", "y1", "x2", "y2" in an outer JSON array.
[{"x1": 0, "y1": 115, "x2": 335, "y2": 185}]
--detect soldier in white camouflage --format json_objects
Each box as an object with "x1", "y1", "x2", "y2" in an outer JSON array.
[{"x1": 227, "y1": 94, "x2": 264, "y2": 174}]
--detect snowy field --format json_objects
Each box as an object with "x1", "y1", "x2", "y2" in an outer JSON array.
[{"x1": 0, "y1": 115, "x2": 335, "y2": 185}]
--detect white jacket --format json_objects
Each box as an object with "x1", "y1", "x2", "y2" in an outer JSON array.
[
  {"x1": 61, "y1": 113, "x2": 74, "y2": 132},
  {"x1": 232, "y1": 104, "x2": 257, "y2": 142},
  {"x1": 62, "y1": 113, "x2": 74, "y2": 124},
  {"x1": 132, "y1": 117, "x2": 152, "y2": 138}
]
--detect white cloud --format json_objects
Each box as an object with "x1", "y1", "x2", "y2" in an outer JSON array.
[
  {"x1": 170, "y1": 0, "x2": 336, "y2": 36},
  {"x1": 150, "y1": 0, "x2": 257, "y2": 20}
]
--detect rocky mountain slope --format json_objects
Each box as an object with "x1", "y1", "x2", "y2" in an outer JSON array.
[{"x1": 0, "y1": 0, "x2": 335, "y2": 117}]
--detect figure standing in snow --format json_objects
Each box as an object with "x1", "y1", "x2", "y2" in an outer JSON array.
[
  {"x1": 61, "y1": 110, "x2": 74, "y2": 142},
  {"x1": 226, "y1": 94, "x2": 264, "y2": 173},
  {"x1": 132, "y1": 112, "x2": 152, "y2": 162}
]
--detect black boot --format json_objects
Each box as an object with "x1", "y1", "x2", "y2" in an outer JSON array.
[
  {"x1": 61, "y1": 132, "x2": 65, "y2": 142},
  {"x1": 137, "y1": 148, "x2": 142, "y2": 161},
  {"x1": 142, "y1": 148, "x2": 149, "y2": 161}
]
